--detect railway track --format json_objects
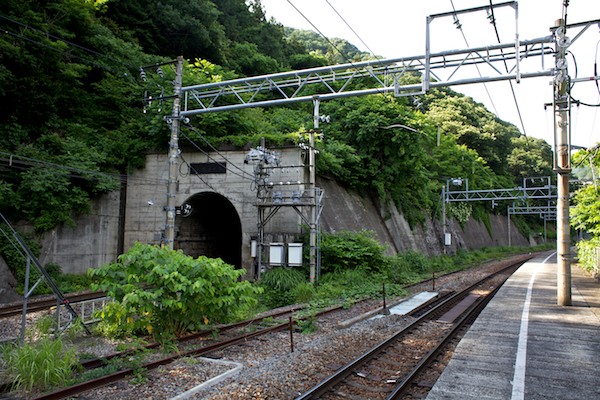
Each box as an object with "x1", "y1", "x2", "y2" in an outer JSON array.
[
  {"x1": 295, "y1": 259, "x2": 525, "y2": 400},
  {"x1": 1, "y1": 254, "x2": 532, "y2": 399},
  {"x1": 0, "y1": 291, "x2": 106, "y2": 319},
  {"x1": 28, "y1": 304, "x2": 342, "y2": 400}
]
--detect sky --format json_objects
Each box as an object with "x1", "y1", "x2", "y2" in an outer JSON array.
[{"x1": 260, "y1": 0, "x2": 600, "y2": 149}]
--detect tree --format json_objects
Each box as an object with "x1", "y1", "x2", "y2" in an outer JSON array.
[
  {"x1": 507, "y1": 136, "x2": 554, "y2": 183},
  {"x1": 425, "y1": 90, "x2": 520, "y2": 176},
  {"x1": 103, "y1": 0, "x2": 227, "y2": 63}
]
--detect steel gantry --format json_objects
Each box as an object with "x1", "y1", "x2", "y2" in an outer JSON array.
[
  {"x1": 443, "y1": 176, "x2": 557, "y2": 246},
  {"x1": 444, "y1": 176, "x2": 556, "y2": 203},
  {"x1": 156, "y1": 1, "x2": 598, "y2": 295},
  {"x1": 172, "y1": 2, "x2": 557, "y2": 283}
]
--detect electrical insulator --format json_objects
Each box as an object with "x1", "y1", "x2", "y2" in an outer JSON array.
[{"x1": 139, "y1": 67, "x2": 147, "y2": 81}]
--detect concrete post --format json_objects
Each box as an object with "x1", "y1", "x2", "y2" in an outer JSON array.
[
  {"x1": 554, "y1": 22, "x2": 572, "y2": 306},
  {"x1": 310, "y1": 98, "x2": 319, "y2": 284},
  {"x1": 165, "y1": 56, "x2": 183, "y2": 250}
]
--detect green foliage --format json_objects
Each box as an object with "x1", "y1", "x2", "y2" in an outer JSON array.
[
  {"x1": 0, "y1": 0, "x2": 554, "y2": 237},
  {"x1": 295, "y1": 314, "x2": 318, "y2": 334},
  {"x1": 575, "y1": 237, "x2": 600, "y2": 275},
  {"x1": 260, "y1": 267, "x2": 307, "y2": 308},
  {"x1": 571, "y1": 147, "x2": 600, "y2": 275},
  {"x1": 1, "y1": 337, "x2": 78, "y2": 392},
  {"x1": 387, "y1": 251, "x2": 430, "y2": 284},
  {"x1": 0, "y1": 231, "x2": 84, "y2": 296},
  {"x1": 89, "y1": 242, "x2": 262, "y2": 339},
  {"x1": 425, "y1": 89, "x2": 520, "y2": 176},
  {"x1": 507, "y1": 136, "x2": 554, "y2": 183},
  {"x1": 291, "y1": 282, "x2": 317, "y2": 304},
  {"x1": 285, "y1": 28, "x2": 374, "y2": 64},
  {"x1": 318, "y1": 268, "x2": 406, "y2": 303},
  {"x1": 75, "y1": 363, "x2": 120, "y2": 384},
  {"x1": 571, "y1": 185, "x2": 600, "y2": 236},
  {"x1": 447, "y1": 202, "x2": 473, "y2": 226},
  {"x1": 35, "y1": 315, "x2": 56, "y2": 336},
  {"x1": 320, "y1": 230, "x2": 387, "y2": 274},
  {"x1": 0, "y1": 230, "x2": 44, "y2": 293},
  {"x1": 471, "y1": 204, "x2": 493, "y2": 236}
]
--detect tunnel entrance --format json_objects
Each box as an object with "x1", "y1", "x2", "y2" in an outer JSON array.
[{"x1": 175, "y1": 192, "x2": 242, "y2": 268}]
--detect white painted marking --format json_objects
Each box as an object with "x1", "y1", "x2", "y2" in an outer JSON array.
[
  {"x1": 370, "y1": 291, "x2": 438, "y2": 320},
  {"x1": 511, "y1": 252, "x2": 555, "y2": 400}
]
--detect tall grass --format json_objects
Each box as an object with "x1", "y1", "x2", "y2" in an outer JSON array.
[
  {"x1": 260, "y1": 267, "x2": 307, "y2": 308},
  {"x1": 1, "y1": 337, "x2": 78, "y2": 392}
]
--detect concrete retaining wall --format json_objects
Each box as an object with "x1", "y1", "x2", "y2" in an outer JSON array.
[{"x1": 27, "y1": 150, "x2": 532, "y2": 275}]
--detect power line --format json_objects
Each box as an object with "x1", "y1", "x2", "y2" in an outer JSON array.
[
  {"x1": 486, "y1": 0, "x2": 529, "y2": 137},
  {"x1": 178, "y1": 153, "x2": 219, "y2": 192},
  {"x1": 0, "y1": 27, "x2": 115, "y2": 73},
  {"x1": 179, "y1": 149, "x2": 269, "y2": 207},
  {"x1": 0, "y1": 14, "x2": 135, "y2": 70},
  {"x1": 323, "y1": 0, "x2": 379, "y2": 58},
  {"x1": 448, "y1": 0, "x2": 500, "y2": 118},
  {"x1": 179, "y1": 126, "x2": 255, "y2": 182},
  {"x1": 284, "y1": 0, "x2": 385, "y2": 95},
  {"x1": 0, "y1": 151, "x2": 165, "y2": 186}
]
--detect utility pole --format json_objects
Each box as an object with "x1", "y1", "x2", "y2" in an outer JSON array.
[
  {"x1": 553, "y1": 21, "x2": 572, "y2": 306},
  {"x1": 165, "y1": 56, "x2": 183, "y2": 250},
  {"x1": 441, "y1": 185, "x2": 447, "y2": 254},
  {"x1": 309, "y1": 97, "x2": 319, "y2": 284}
]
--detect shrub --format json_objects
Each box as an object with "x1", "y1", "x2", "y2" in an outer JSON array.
[
  {"x1": 319, "y1": 230, "x2": 387, "y2": 274},
  {"x1": 89, "y1": 242, "x2": 262, "y2": 340},
  {"x1": 318, "y1": 269, "x2": 405, "y2": 302}
]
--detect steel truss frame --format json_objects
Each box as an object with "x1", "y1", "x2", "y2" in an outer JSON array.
[
  {"x1": 180, "y1": 41, "x2": 554, "y2": 115},
  {"x1": 444, "y1": 176, "x2": 556, "y2": 203}
]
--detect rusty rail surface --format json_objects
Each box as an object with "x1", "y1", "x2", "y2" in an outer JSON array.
[{"x1": 295, "y1": 256, "x2": 529, "y2": 400}]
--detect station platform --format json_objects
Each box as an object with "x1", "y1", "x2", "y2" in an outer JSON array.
[{"x1": 427, "y1": 252, "x2": 600, "y2": 400}]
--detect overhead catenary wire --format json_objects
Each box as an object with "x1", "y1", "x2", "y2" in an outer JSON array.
[
  {"x1": 448, "y1": 0, "x2": 500, "y2": 118},
  {"x1": 323, "y1": 0, "x2": 379, "y2": 58},
  {"x1": 284, "y1": 0, "x2": 386, "y2": 96},
  {"x1": 486, "y1": 0, "x2": 529, "y2": 137},
  {"x1": 179, "y1": 125, "x2": 255, "y2": 182}
]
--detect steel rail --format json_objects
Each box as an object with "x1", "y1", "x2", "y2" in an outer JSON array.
[
  {"x1": 79, "y1": 304, "x2": 309, "y2": 369},
  {"x1": 31, "y1": 305, "x2": 343, "y2": 400},
  {"x1": 0, "y1": 291, "x2": 106, "y2": 319},
  {"x1": 295, "y1": 256, "x2": 529, "y2": 399},
  {"x1": 386, "y1": 276, "x2": 505, "y2": 399}
]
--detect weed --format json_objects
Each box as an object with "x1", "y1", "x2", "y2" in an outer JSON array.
[
  {"x1": 182, "y1": 356, "x2": 199, "y2": 365},
  {"x1": 1, "y1": 337, "x2": 78, "y2": 392},
  {"x1": 74, "y1": 364, "x2": 120, "y2": 383},
  {"x1": 35, "y1": 315, "x2": 56, "y2": 336},
  {"x1": 296, "y1": 316, "x2": 318, "y2": 334}
]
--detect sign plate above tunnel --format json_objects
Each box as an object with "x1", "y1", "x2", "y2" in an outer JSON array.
[{"x1": 189, "y1": 162, "x2": 227, "y2": 174}]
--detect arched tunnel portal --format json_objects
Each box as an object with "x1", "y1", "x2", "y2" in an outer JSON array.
[{"x1": 175, "y1": 192, "x2": 242, "y2": 268}]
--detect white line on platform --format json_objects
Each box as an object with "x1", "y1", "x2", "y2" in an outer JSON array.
[{"x1": 511, "y1": 252, "x2": 555, "y2": 400}]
